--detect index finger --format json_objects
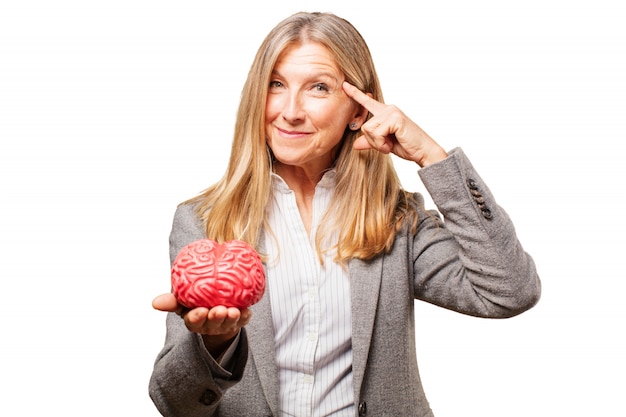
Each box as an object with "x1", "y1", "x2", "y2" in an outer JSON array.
[{"x1": 342, "y1": 81, "x2": 386, "y2": 115}]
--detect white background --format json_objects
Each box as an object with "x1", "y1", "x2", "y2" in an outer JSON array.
[{"x1": 1, "y1": 0, "x2": 624, "y2": 415}]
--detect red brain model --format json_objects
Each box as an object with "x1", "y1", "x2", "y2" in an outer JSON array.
[{"x1": 171, "y1": 239, "x2": 266, "y2": 309}]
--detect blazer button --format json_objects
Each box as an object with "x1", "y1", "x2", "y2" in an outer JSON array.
[
  {"x1": 467, "y1": 178, "x2": 479, "y2": 190},
  {"x1": 358, "y1": 401, "x2": 367, "y2": 416},
  {"x1": 198, "y1": 389, "x2": 217, "y2": 405}
]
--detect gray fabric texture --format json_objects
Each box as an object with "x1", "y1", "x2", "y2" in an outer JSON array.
[{"x1": 149, "y1": 148, "x2": 541, "y2": 417}]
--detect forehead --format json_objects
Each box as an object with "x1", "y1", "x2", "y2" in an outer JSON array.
[{"x1": 274, "y1": 41, "x2": 341, "y2": 74}]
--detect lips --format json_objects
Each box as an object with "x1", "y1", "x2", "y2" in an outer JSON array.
[{"x1": 275, "y1": 126, "x2": 311, "y2": 139}]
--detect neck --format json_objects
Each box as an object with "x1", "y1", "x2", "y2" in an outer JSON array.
[
  {"x1": 273, "y1": 163, "x2": 328, "y2": 236},
  {"x1": 273, "y1": 162, "x2": 326, "y2": 195}
]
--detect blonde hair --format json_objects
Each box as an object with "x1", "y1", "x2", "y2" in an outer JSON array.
[{"x1": 188, "y1": 12, "x2": 418, "y2": 264}]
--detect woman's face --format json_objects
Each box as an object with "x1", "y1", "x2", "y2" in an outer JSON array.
[{"x1": 265, "y1": 41, "x2": 359, "y2": 175}]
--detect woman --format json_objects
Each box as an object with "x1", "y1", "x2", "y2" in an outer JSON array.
[{"x1": 149, "y1": 11, "x2": 541, "y2": 417}]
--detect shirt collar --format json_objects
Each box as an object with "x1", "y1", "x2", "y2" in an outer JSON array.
[{"x1": 271, "y1": 169, "x2": 337, "y2": 194}]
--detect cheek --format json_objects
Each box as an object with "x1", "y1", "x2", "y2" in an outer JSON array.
[
  {"x1": 310, "y1": 101, "x2": 351, "y2": 128},
  {"x1": 265, "y1": 96, "x2": 279, "y2": 122}
]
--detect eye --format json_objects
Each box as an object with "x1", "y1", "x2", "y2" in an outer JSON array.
[
  {"x1": 269, "y1": 80, "x2": 284, "y2": 90},
  {"x1": 312, "y1": 83, "x2": 329, "y2": 92}
]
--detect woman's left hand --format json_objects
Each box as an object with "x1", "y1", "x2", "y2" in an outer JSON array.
[{"x1": 343, "y1": 81, "x2": 448, "y2": 167}]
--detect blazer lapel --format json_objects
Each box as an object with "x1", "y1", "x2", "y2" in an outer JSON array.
[
  {"x1": 349, "y1": 256, "x2": 383, "y2": 403},
  {"x1": 246, "y1": 234, "x2": 382, "y2": 414},
  {"x1": 247, "y1": 289, "x2": 280, "y2": 416}
]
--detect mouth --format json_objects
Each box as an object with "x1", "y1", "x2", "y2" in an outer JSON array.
[{"x1": 275, "y1": 126, "x2": 311, "y2": 139}]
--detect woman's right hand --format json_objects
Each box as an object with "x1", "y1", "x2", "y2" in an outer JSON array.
[{"x1": 152, "y1": 293, "x2": 252, "y2": 356}]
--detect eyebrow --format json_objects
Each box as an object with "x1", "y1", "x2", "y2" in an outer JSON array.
[{"x1": 271, "y1": 68, "x2": 343, "y2": 83}]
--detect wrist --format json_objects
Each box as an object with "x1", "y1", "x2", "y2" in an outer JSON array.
[
  {"x1": 417, "y1": 146, "x2": 448, "y2": 168},
  {"x1": 202, "y1": 331, "x2": 239, "y2": 358}
]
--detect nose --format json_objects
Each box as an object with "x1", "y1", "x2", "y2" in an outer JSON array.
[{"x1": 281, "y1": 91, "x2": 305, "y2": 123}]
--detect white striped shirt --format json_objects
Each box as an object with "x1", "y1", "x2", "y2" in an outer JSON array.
[{"x1": 265, "y1": 170, "x2": 354, "y2": 417}]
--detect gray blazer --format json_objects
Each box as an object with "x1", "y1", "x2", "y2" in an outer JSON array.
[{"x1": 149, "y1": 148, "x2": 541, "y2": 417}]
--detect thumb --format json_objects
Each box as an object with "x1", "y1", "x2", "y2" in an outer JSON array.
[{"x1": 152, "y1": 293, "x2": 179, "y2": 312}]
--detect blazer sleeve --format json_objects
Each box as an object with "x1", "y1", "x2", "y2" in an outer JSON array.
[
  {"x1": 412, "y1": 147, "x2": 541, "y2": 317},
  {"x1": 149, "y1": 203, "x2": 249, "y2": 417}
]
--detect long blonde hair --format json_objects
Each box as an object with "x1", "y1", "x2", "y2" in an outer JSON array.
[{"x1": 188, "y1": 12, "x2": 418, "y2": 264}]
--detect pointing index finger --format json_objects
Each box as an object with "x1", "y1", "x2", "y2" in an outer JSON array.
[{"x1": 342, "y1": 81, "x2": 385, "y2": 115}]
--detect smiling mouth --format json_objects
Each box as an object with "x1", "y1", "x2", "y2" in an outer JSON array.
[{"x1": 276, "y1": 126, "x2": 311, "y2": 139}]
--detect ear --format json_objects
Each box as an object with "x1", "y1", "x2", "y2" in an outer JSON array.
[{"x1": 348, "y1": 95, "x2": 372, "y2": 130}]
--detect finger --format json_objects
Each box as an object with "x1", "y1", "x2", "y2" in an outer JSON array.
[
  {"x1": 207, "y1": 305, "x2": 230, "y2": 321},
  {"x1": 220, "y1": 307, "x2": 245, "y2": 331},
  {"x1": 204, "y1": 306, "x2": 243, "y2": 334},
  {"x1": 356, "y1": 134, "x2": 392, "y2": 154},
  {"x1": 353, "y1": 135, "x2": 373, "y2": 150},
  {"x1": 357, "y1": 116, "x2": 395, "y2": 152},
  {"x1": 211, "y1": 306, "x2": 245, "y2": 325},
  {"x1": 342, "y1": 81, "x2": 386, "y2": 115},
  {"x1": 152, "y1": 293, "x2": 179, "y2": 312},
  {"x1": 183, "y1": 306, "x2": 208, "y2": 329},
  {"x1": 239, "y1": 308, "x2": 252, "y2": 326}
]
